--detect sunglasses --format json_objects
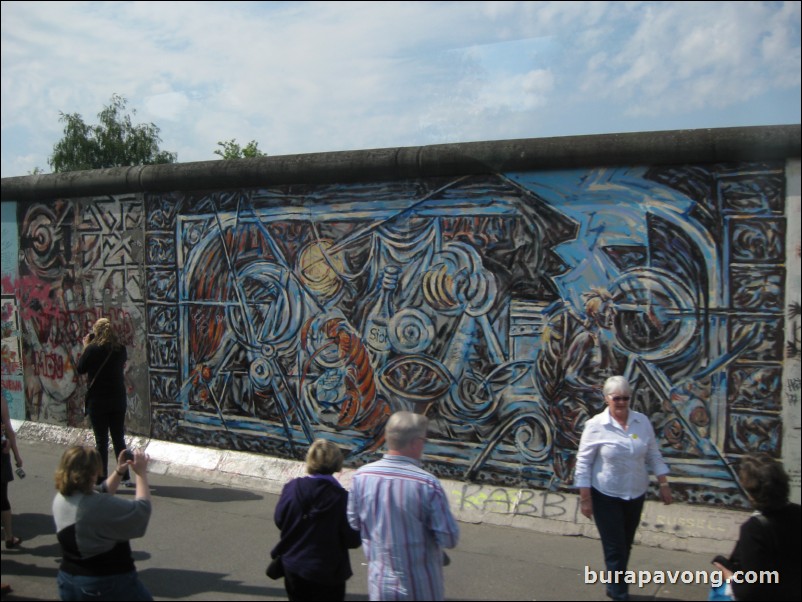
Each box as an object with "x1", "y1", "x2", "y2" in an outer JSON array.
[{"x1": 609, "y1": 395, "x2": 631, "y2": 402}]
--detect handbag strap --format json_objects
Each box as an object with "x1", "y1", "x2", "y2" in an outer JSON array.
[{"x1": 87, "y1": 349, "x2": 114, "y2": 391}]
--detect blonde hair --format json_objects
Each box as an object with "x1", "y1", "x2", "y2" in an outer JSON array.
[
  {"x1": 386, "y1": 411, "x2": 428, "y2": 451},
  {"x1": 55, "y1": 446, "x2": 102, "y2": 496},
  {"x1": 92, "y1": 317, "x2": 122, "y2": 349},
  {"x1": 305, "y1": 439, "x2": 344, "y2": 475}
]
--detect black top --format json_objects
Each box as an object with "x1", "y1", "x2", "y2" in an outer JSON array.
[
  {"x1": 76, "y1": 343, "x2": 128, "y2": 413},
  {"x1": 729, "y1": 502, "x2": 801, "y2": 601},
  {"x1": 272, "y1": 475, "x2": 361, "y2": 585}
]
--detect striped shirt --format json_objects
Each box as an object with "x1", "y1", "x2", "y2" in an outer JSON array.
[{"x1": 347, "y1": 454, "x2": 459, "y2": 601}]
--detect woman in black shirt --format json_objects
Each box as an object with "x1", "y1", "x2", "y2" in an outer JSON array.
[
  {"x1": 76, "y1": 318, "x2": 129, "y2": 484},
  {"x1": 713, "y1": 453, "x2": 801, "y2": 601}
]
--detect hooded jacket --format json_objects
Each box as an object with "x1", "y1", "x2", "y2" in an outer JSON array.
[{"x1": 271, "y1": 474, "x2": 361, "y2": 585}]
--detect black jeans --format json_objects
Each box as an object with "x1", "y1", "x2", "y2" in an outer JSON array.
[
  {"x1": 590, "y1": 488, "x2": 645, "y2": 601},
  {"x1": 89, "y1": 407, "x2": 128, "y2": 480}
]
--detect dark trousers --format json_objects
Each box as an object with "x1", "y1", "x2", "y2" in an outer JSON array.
[
  {"x1": 284, "y1": 572, "x2": 345, "y2": 602},
  {"x1": 89, "y1": 407, "x2": 128, "y2": 480},
  {"x1": 591, "y1": 488, "x2": 645, "y2": 601}
]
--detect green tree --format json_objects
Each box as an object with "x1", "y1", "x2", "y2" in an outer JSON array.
[
  {"x1": 48, "y1": 94, "x2": 177, "y2": 172},
  {"x1": 214, "y1": 138, "x2": 267, "y2": 159}
]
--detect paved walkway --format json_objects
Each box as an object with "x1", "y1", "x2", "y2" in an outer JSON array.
[{"x1": 1, "y1": 433, "x2": 731, "y2": 601}]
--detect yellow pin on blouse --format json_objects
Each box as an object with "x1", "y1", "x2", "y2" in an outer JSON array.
[{"x1": 631, "y1": 434, "x2": 639, "y2": 439}]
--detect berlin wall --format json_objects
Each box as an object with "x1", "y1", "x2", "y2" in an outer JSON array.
[{"x1": 3, "y1": 125, "x2": 800, "y2": 514}]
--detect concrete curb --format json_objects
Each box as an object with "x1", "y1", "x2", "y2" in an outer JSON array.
[{"x1": 13, "y1": 419, "x2": 749, "y2": 554}]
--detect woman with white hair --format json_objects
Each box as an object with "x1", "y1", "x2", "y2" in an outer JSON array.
[
  {"x1": 77, "y1": 318, "x2": 130, "y2": 485},
  {"x1": 574, "y1": 375, "x2": 673, "y2": 601}
]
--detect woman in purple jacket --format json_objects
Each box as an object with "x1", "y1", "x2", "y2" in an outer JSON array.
[{"x1": 271, "y1": 439, "x2": 361, "y2": 601}]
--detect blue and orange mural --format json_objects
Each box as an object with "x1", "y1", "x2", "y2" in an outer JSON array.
[{"x1": 5, "y1": 161, "x2": 797, "y2": 507}]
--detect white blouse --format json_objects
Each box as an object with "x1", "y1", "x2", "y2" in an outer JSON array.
[{"x1": 574, "y1": 407, "x2": 669, "y2": 500}]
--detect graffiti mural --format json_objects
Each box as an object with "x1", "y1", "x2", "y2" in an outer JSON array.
[
  {"x1": 8, "y1": 160, "x2": 793, "y2": 507},
  {"x1": 2, "y1": 202, "x2": 25, "y2": 419},
  {"x1": 1, "y1": 295, "x2": 25, "y2": 418},
  {"x1": 139, "y1": 162, "x2": 787, "y2": 506},
  {"x1": 13, "y1": 196, "x2": 149, "y2": 431}
]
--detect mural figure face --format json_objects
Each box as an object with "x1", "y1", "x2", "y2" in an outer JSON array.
[{"x1": 585, "y1": 293, "x2": 617, "y2": 330}]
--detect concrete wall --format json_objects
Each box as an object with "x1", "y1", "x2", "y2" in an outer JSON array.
[{"x1": 3, "y1": 126, "x2": 801, "y2": 518}]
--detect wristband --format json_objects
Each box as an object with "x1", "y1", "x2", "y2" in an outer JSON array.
[{"x1": 659, "y1": 482, "x2": 670, "y2": 488}]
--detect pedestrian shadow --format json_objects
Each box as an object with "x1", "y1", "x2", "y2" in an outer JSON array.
[
  {"x1": 0, "y1": 588, "x2": 52, "y2": 602},
  {"x1": 136, "y1": 567, "x2": 278, "y2": 599},
  {"x1": 9, "y1": 513, "x2": 64, "y2": 560},
  {"x1": 0, "y1": 557, "x2": 58, "y2": 580},
  {"x1": 14, "y1": 513, "x2": 56, "y2": 540},
  {"x1": 148, "y1": 485, "x2": 264, "y2": 503}
]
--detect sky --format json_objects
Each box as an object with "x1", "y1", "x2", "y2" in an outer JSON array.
[{"x1": 1, "y1": 1, "x2": 800, "y2": 178}]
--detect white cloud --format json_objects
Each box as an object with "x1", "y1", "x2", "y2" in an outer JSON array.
[
  {"x1": 476, "y1": 68, "x2": 555, "y2": 112},
  {"x1": 2, "y1": 1, "x2": 800, "y2": 177},
  {"x1": 579, "y1": 1, "x2": 801, "y2": 117},
  {"x1": 143, "y1": 92, "x2": 190, "y2": 122}
]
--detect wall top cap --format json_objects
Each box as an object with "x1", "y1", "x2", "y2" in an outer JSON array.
[{"x1": 2, "y1": 124, "x2": 800, "y2": 202}]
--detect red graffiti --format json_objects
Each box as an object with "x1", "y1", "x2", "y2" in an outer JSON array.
[
  {"x1": 32, "y1": 350, "x2": 65, "y2": 379},
  {"x1": 1, "y1": 351, "x2": 22, "y2": 374},
  {"x1": 8, "y1": 270, "x2": 136, "y2": 347},
  {"x1": 1, "y1": 378, "x2": 23, "y2": 392},
  {"x1": 1, "y1": 274, "x2": 17, "y2": 296}
]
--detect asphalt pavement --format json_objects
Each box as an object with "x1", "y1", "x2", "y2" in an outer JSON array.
[{"x1": 1, "y1": 438, "x2": 721, "y2": 601}]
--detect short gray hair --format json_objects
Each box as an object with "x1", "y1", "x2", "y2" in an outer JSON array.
[
  {"x1": 603, "y1": 375, "x2": 632, "y2": 397},
  {"x1": 386, "y1": 411, "x2": 428, "y2": 451}
]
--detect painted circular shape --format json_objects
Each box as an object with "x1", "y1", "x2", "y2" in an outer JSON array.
[{"x1": 388, "y1": 308, "x2": 435, "y2": 354}]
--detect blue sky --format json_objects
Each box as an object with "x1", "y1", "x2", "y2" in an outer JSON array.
[{"x1": 1, "y1": 1, "x2": 800, "y2": 178}]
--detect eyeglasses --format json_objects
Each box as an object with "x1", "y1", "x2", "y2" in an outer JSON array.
[{"x1": 609, "y1": 395, "x2": 630, "y2": 402}]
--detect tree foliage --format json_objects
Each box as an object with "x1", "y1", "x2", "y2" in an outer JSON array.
[
  {"x1": 48, "y1": 94, "x2": 177, "y2": 172},
  {"x1": 214, "y1": 138, "x2": 267, "y2": 160}
]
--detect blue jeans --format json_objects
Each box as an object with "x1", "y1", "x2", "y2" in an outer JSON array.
[
  {"x1": 591, "y1": 488, "x2": 645, "y2": 601},
  {"x1": 57, "y1": 570, "x2": 152, "y2": 601}
]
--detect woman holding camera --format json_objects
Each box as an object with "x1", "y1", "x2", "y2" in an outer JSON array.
[
  {"x1": 77, "y1": 317, "x2": 130, "y2": 484},
  {"x1": 53, "y1": 446, "x2": 153, "y2": 601},
  {"x1": 712, "y1": 453, "x2": 801, "y2": 601}
]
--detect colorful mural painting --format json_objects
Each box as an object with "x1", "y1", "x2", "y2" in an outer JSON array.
[
  {"x1": 2, "y1": 201, "x2": 27, "y2": 420},
  {"x1": 12, "y1": 196, "x2": 149, "y2": 432},
  {"x1": 5, "y1": 161, "x2": 796, "y2": 508}
]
